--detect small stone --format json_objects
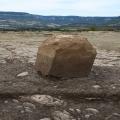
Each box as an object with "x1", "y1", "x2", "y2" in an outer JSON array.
[
  {"x1": 85, "y1": 114, "x2": 91, "y2": 119},
  {"x1": 0, "y1": 60, "x2": 6, "y2": 64},
  {"x1": 69, "y1": 108, "x2": 74, "y2": 112},
  {"x1": 23, "y1": 102, "x2": 36, "y2": 109},
  {"x1": 95, "y1": 73, "x2": 99, "y2": 76},
  {"x1": 52, "y1": 110, "x2": 73, "y2": 120},
  {"x1": 17, "y1": 72, "x2": 28, "y2": 77},
  {"x1": 12, "y1": 99, "x2": 19, "y2": 103},
  {"x1": 16, "y1": 105, "x2": 23, "y2": 109},
  {"x1": 4, "y1": 100, "x2": 8, "y2": 104},
  {"x1": 76, "y1": 109, "x2": 81, "y2": 114},
  {"x1": 20, "y1": 110, "x2": 25, "y2": 113},
  {"x1": 112, "y1": 86, "x2": 116, "y2": 89},
  {"x1": 85, "y1": 108, "x2": 99, "y2": 114},
  {"x1": 25, "y1": 107, "x2": 32, "y2": 113},
  {"x1": 63, "y1": 110, "x2": 70, "y2": 115},
  {"x1": 92, "y1": 85, "x2": 101, "y2": 89},
  {"x1": 40, "y1": 118, "x2": 51, "y2": 120},
  {"x1": 85, "y1": 98, "x2": 96, "y2": 100},
  {"x1": 31, "y1": 95, "x2": 63, "y2": 106},
  {"x1": 113, "y1": 113, "x2": 120, "y2": 116}
]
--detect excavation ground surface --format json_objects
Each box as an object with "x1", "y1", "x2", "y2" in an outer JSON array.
[{"x1": 0, "y1": 31, "x2": 120, "y2": 120}]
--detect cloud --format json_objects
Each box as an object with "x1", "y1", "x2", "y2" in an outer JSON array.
[{"x1": 0, "y1": 0, "x2": 119, "y2": 16}]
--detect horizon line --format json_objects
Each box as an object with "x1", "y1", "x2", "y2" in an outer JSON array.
[{"x1": 0, "y1": 11, "x2": 119, "y2": 17}]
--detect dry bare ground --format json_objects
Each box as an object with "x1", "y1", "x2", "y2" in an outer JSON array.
[{"x1": 0, "y1": 31, "x2": 120, "y2": 120}]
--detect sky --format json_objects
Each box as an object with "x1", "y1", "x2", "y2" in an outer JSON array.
[{"x1": 0, "y1": 0, "x2": 120, "y2": 16}]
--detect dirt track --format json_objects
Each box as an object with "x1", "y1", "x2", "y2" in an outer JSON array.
[{"x1": 0, "y1": 31, "x2": 120, "y2": 120}]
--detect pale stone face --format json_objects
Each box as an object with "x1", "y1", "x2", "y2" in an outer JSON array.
[{"x1": 35, "y1": 35, "x2": 97, "y2": 78}]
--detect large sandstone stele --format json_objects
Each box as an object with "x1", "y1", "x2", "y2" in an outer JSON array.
[{"x1": 35, "y1": 35, "x2": 97, "y2": 78}]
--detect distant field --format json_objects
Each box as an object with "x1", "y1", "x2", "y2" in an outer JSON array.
[
  {"x1": 79, "y1": 31, "x2": 120, "y2": 52},
  {"x1": 0, "y1": 31, "x2": 120, "y2": 66},
  {"x1": 0, "y1": 31, "x2": 120, "y2": 52}
]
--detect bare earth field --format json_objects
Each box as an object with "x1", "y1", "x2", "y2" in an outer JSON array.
[{"x1": 0, "y1": 31, "x2": 120, "y2": 120}]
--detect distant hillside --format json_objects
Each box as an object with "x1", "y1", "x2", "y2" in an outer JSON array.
[{"x1": 0, "y1": 12, "x2": 119, "y2": 30}]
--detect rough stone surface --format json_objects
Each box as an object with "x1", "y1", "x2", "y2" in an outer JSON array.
[
  {"x1": 52, "y1": 110, "x2": 73, "y2": 120},
  {"x1": 35, "y1": 35, "x2": 97, "y2": 77},
  {"x1": 30, "y1": 95, "x2": 64, "y2": 106},
  {"x1": 17, "y1": 71, "x2": 28, "y2": 77}
]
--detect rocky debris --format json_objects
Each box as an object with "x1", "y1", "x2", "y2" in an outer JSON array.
[
  {"x1": 30, "y1": 95, "x2": 64, "y2": 106},
  {"x1": 84, "y1": 108, "x2": 100, "y2": 120},
  {"x1": 68, "y1": 108, "x2": 81, "y2": 119},
  {"x1": 35, "y1": 35, "x2": 96, "y2": 78},
  {"x1": 17, "y1": 71, "x2": 28, "y2": 77},
  {"x1": 24, "y1": 107, "x2": 33, "y2": 113},
  {"x1": 85, "y1": 114, "x2": 91, "y2": 119},
  {"x1": 68, "y1": 108, "x2": 81, "y2": 114},
  {"x1": 105, "y1": 113, "x2": 120, "y2": 120},
  {"x1": 23, "y1": 102, "x2": 36, "y2": 109},
  {"x1": 52, "y1": 110, "x2": 74, "y2": 120},
  {"x1": 18, "y1": 101, "x2": 36, "y2": 113}
]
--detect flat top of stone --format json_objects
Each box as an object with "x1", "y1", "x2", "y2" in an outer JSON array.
[{"x1": 40, "y1": 35, "x2": 95, "y2": 52}]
